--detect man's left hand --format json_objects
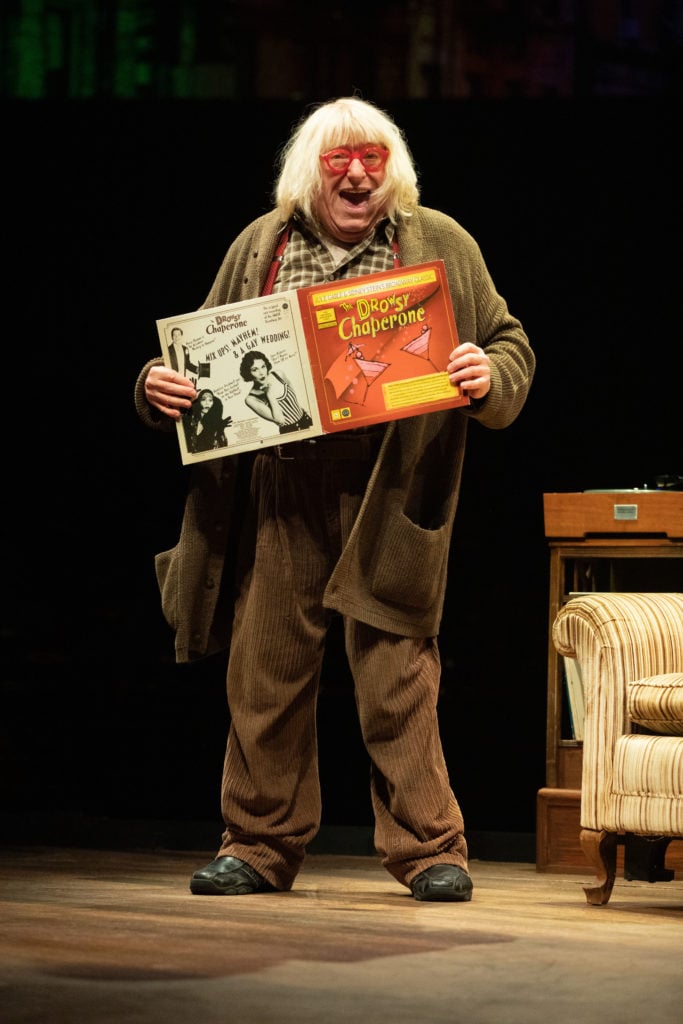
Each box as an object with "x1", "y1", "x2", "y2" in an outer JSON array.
[{"x1": 447, "y1": 343, "x2": 491, "y2": 401}]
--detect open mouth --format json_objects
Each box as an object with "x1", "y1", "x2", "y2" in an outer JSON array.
[{"x1": 340, "y1": 190, "x2": 371, "y2": 206}]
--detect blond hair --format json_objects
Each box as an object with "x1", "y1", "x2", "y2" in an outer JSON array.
[{"x1": 274, "y1": 97, "x2": 420, "y2": 226}]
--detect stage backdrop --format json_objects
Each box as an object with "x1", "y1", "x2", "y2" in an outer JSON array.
[{"x1": 2, "y1": 98, "x2": 680, "y2": 848}]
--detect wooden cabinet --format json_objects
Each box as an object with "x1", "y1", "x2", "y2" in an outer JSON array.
[{"x1": 536, "y1": 491, "x2": 683, "y2": 873}]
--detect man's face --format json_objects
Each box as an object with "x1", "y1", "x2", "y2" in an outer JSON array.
[{"x1": 313, "y1": 144, "x2": 388, "y2": 244}]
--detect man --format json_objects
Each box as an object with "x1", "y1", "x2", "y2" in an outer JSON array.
[
  {"x1": 167, "y1": 325, "x2": 209, "y2": 389},
  {"x1": 167, "y1": 327, "x2": 194, "y2": 381},
  {"x1": 135, "y1": 97, "x2": 535, "y2": 902}
]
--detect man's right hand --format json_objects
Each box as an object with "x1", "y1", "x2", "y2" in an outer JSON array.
[{"x1": 145, "y1": 365, "x2": 197, "y2": 420}]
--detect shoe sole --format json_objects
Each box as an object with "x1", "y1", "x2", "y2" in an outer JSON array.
[
  {"x1": 413, "y1": 889, "x2": 473, "y2": 902},
  {"x1": 190, "y1": 878, "x2": 277, "y2": 896}
]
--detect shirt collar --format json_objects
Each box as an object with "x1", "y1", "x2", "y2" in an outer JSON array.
[{"x1": 293, "y1": 212, "x2": 394, "y2": 249}]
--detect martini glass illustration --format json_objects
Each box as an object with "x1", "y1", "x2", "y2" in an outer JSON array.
[
  {"x1": 325, "y1": 343, "x2": 390, "y2": 406},
  {"x1": 400, "y1": 323, "x2": 440, "y2": 371}
]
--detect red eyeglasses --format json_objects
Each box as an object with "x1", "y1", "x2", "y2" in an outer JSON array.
[{"x1": 320, "y1": 145, "x2": 389, "y2": 175}]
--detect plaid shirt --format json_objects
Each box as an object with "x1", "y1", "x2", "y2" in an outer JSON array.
[{"x1": 272, "y1": 217, "x2": 398, "y2": 293}]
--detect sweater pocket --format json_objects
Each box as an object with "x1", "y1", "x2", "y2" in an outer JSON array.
[
  {"x1": 155, "y1": 546, "x2": 179, "y2": 630},
  {"x1": 368, "y1": 513, "x2": 449, "y2": 610}
]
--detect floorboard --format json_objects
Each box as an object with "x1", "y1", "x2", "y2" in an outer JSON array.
[{"x1": 1, "y1": 847, "x2": 682, "y2": 1023}]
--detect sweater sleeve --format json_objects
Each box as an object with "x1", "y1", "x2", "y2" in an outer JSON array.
[
  {"x1": 422, "y1": 208, "x2": 535, "y2": 432},
  {"x1": 466, "y1": 249, "x2": 535, "y2": 431},
  {"x1": 201, "y1": 212, "x2": 283, "y2": 309},
  {"x1": 134, "y1": 213, "x2": 281, "y2": 431}
]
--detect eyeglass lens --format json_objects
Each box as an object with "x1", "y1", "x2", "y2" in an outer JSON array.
[{"x1": 325, "y1": 147, "x2": 386, "y2": 171}]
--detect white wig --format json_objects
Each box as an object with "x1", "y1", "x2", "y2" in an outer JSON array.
[{"x1": 274, "y1": 96, "x2": 420, "y2": 226}]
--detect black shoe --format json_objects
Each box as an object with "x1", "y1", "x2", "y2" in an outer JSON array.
[
  {"x1": 190, "y1": 855, "x2": 277, "y2": 896},
  {"x1": 410, "y1": 864, "x2": 473, "y2": 902}
]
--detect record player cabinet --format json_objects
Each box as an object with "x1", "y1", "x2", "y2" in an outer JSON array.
[{"x1": 536, "y1": 490, "x2": 683, "y2": 873}]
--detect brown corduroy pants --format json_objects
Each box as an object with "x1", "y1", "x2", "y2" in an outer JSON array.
[{"x1": 216, "y1": 444, "x2": 467, "y2": 891}]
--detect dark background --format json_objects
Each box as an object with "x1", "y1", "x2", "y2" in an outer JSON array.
[{"x1": 2, "y1": 93, "x2": 681, "y2": 856}]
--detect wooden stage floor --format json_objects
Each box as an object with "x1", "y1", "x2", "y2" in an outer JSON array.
[{"x1": 1, "y1": 846, "x2": 682, "y2": 1024}]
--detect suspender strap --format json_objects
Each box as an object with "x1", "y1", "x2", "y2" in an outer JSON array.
[
  {"x1": 391, "y1": 237, "x2": 401, "y2": 265},
  {"x1": 261, "y1": 225, "x2": 291, "y2": 297}
]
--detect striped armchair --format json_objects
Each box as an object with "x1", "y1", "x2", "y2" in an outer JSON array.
[{"x1": 552, "y1": 592, "x2": 683, "y2": 905}]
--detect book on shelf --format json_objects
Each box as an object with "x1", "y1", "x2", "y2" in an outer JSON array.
[
  {"x1": 563, "y1": 656, "x2": 585, "y2": 741},
  {"x1": 156, "y1": 260, "x2": 470, "y2": 466}
]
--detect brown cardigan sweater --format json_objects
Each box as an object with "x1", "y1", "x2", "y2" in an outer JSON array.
[{"x1": 135, "y1": 206, "x2": 535, "y2": 662}]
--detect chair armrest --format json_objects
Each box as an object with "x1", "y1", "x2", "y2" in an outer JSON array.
[{"x1": 552, "y1": 593, "x2": 683, "y2": 829}]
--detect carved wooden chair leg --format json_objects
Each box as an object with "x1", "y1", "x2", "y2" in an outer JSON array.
[{"x1": 580, "y1": 828, "x2": 617, "y2": 905}]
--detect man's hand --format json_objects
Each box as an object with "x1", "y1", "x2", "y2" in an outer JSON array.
[
  {"x1": 447, "y1": 342, "x2": 491, "y2": 401},
  {"x1": 145, "y1": 365, "x2": 197, "y2": 420}
]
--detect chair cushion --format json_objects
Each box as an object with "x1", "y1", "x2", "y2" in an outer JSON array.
[
  {"x1": 613, "y1": 734, "x2": 683, "y2": 804},
  {"x1": 628, "y1": 673, "x2": 683, "y2": 736}
]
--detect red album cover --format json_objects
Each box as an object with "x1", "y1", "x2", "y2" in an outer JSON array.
[{"x1": 297, "y1": 260, "x2": 469, "y2": 433}]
